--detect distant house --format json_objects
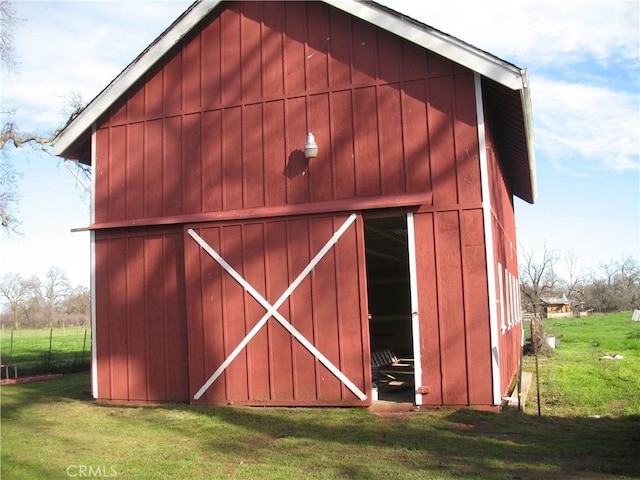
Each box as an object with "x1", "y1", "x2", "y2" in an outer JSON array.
[
  {"x1": 541, "y1": 295, "x2": 576, "y2": 318},
  {"x1": 53, "y1": 0, "x2": 535, "y2": 409}
]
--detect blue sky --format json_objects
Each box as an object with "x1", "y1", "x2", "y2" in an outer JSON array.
[{"x1": 1, "y1": 0, "x2": 638, "y2": 289}]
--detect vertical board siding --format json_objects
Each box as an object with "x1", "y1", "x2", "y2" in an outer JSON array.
[
  {"x1": 95, "y1": 2, "x2": 478, "y2": 226},
  {"x1": 306, "y1": 2, "x2": 330, "y2": 91},
  {"x1": 378, "y1": 83, "x2": 405, "y2": 194},
  {"x1": 427, "y1": 77, "x2": 458, "y2": 206},
  {"x1": 264, "y1": 101, "x2": 287, "y2": 205},
  {"x1": 266, "y1": 220, "x2": 295, "y2": 401},
  {"x1": 183, "y1": 29, "x2": 201, "y2": 113},
  {"x1": 164, "y1": 232, "x2": 189, "y2": 400},
  {"x1": 244, "y1": 103, "x2": 265, "y2": 208},
  {"x1": 453, "y1": 74, "x2": 482, "y2": 205},
  {"x1": 287, "y1": 218, "x2": 315, "y2": 401},
  {"x1": 183, "y1": 113, "x2": 203, "y2": 214},
  {"x1": 185, "y1": 214, "x2": 369, "y2": 406},
  {"x1": 403, "y1": 80, "x2": 431, "y2": 193},
  {"x1": 146, "y1": 235, "x2": 169, "y2": 401},
  {"x1": 94, "y1": 227, "x2": 188, "y2": 402},
  {"x1": 109, "y1": 126, "x2": 126, "y2": 221},
  {"x1": 414, "y1": 208, "x2": 493, "y2": 407},
  {"x1": 243, "y1": 222, "x2": 270, "y2": 400},
  {"x1": 202, "y1": 16, "x2": 222, "y2": 109},
  {"x1": 413, "y1": 212, "x2": 442, "y2": 405},
  {"x1": 95, "y1": 238, "x2": 112, "y2": 398},
  {"x1": 127, "y1": 236, "x2": 147, "y2": 400},
  {"x1": 435, "y1": 211, "x2": 468, "y2": 405},
  {"x1": 308, "y1": 93, "x2": 333, "y2": 202},
  {"x1": 108, "y1": 237, "x2": 128, "y2": 400},
  {"x1": 164, "y1": 116, "x2": 183, "y2": 216},
  {"x1": 460, "y1": 209, "x2": 492, "y2": 405},
  {"x1": 262, "y1": 3, "x2": 284, "y2": 97},
  {"x1": 144, "y1": 120, "x2": 164, "y2": 218},
  {"x1": 285, "y1": 96, "x2": 310, "y2": 204},
  {"x1": 331, "y1": 89, "x2": 356, "y2": 199},
  {"x1": 127, "y1": 123, "x2": 144, "y2": 219},
  {"x1": 202, "y1": 111, "x2": 223, "y2": 212},
  {"x1": 353, "y1": 87, "x2": 380, "y2": 197}
]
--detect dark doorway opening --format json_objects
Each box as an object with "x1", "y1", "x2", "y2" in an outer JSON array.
[{"x1": 364, "y1": 214, "x2": 415, "y2": 403}]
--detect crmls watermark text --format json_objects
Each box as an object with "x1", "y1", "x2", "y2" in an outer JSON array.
[{"x1": 66, "y1": 465, "x2": 118, "y2": 477}]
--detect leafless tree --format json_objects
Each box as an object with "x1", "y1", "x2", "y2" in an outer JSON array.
[
  {"x1": 1, "y1": 268, "x2": 91, "y2": 328},
  {"x1": 563, "y1": 249, "x2": 583, "y2": 299},
  {"x1": 578, "y1": 256, "x2": 640, "y2": 312},
  {"x1": 519, "y1": 246, "x2": 559, "y2": 313},
  {"x1": 19, "y1": 275, "x2": 41, "y2": 328},
  {"x1": 41, "y1": 267, "x2": 70, "y2": 327},
  {"x1": 63, "y1": 285, "x2": 90, "y2": 315},
  {"x1": 1, "y1": 0, "x2": 19, "y2": 74},
  {"x1": 0, "y1": 273, "x2": 40, "y2": 329},
  {"x1": 0, "y1": 153, "x2": 20, "y2": 231},
  {"x1": 0, "y1": 272, "x2": 28, "y2": 328}
]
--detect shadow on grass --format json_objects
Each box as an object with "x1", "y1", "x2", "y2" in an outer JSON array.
[
  {"x1": 184, "y1": 406, "x2": 640, "y2": 478},
  {"x1": 3, "y1": 372, "x2": 640, "y2": 479}
]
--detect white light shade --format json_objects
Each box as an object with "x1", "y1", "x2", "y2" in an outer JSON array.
[{"x1": 303, "y1": 133, "x2": 318, "y2": 159}]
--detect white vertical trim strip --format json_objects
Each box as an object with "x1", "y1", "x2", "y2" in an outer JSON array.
[
  {"x1": 498, "y1": 263, "x2": 505, "y2": 333},
  {"x1": 475, "y1": 72, "x2": 501, "y2": 406},
  {"x1": 509, "y1": 273, "x2": 516, "y2": 329},
  {"x1": 90, "y1": 125, "x2": 98, "y2": 399},
  {"x1": 189, "y1": 213, "x2": 366, "y2": 401},
  {"x1": 406, "y1": 213, "x2": 423, "y2": 406}
]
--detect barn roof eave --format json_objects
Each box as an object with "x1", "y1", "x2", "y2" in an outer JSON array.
[
  {"x1": 333, "y1": 0, "x2": 527, "y2": 90},
  {"x1": 520, "y1": 71, "x2": 537, "y2": 203}
]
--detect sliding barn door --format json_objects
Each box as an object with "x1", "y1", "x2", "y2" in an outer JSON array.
[{"x1": 184, "y1": 213, "x2": 371, "y2": 406}]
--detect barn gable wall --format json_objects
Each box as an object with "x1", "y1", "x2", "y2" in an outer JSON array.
[
  {"x1": 90, "y1": 1, "x2": 506, "y2": 406},
  {"x1": 94, "y1": 1, "x2": 480, "y2": 225}
]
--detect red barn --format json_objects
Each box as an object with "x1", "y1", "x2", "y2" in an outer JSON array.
[{"x1": 53, "y1": 0, "x2": 535, "y2": 409}]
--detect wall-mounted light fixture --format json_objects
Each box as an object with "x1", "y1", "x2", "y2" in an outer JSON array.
[{"x1": 303, "y1": 133, "x2": 318, "y2": 159}]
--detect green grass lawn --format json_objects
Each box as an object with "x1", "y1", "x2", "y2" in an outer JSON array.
[
  {"x1": 1, "y1": 313, "x2": 640, "y2": 479},
  {"x1": 0, "y1": 327, "x2": 91, "y2": 376},
  {"x1": 527, "y1": 312, "x2": 640, "y2": 417}
]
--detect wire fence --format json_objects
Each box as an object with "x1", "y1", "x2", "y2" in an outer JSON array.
[{"x1": 0, "y1": 326, "x2": 91, "y2": 378}]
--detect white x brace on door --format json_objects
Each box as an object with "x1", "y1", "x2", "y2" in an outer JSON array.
[{"x1": 187, "y1": 213, "x2": 367, "y2": 401}]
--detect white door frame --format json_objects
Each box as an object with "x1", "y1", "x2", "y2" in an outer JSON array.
[{"x1": 406, "y1": 212, "x2": 423, "y2": 406}]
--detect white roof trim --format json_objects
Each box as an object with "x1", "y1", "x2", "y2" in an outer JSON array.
[
  {"x1": 54, "y1": 0, "x2": 529, "y2": 158},
  {"x1": 53, "y1": 0, "x2": 222, "y2": 157},
  {"x1": 327, "y1": 0, "x2": 526, "y2": 90},
  {"x1": 520, "y1": 70, "x2": 537, "y2": 201}
]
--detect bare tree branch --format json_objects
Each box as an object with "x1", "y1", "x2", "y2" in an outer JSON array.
[
  {"x1": 1, "y1": 121, "x2": 55, "y2": 151},
  {"x1": 1, "y1": 0, "x2": 21, "y2": 75}
]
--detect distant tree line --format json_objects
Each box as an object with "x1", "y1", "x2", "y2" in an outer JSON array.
[
  {"x1": 520, "y1": 249, "x2": 639, "y2": 315},
  {"x1": 0, "y1": 267, "x2": 90, "y2": 329},
  {"x1": 2, "y1": 253, "x2": 636, "y2": 329}
]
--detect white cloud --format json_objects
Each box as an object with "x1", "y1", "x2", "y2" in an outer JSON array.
[
  {"x1": 532, "y1": 77, "x2": 640, "y2": 173},
  {"x1": 378, "y1": 0, "x2": 639, "y2": 68}
]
